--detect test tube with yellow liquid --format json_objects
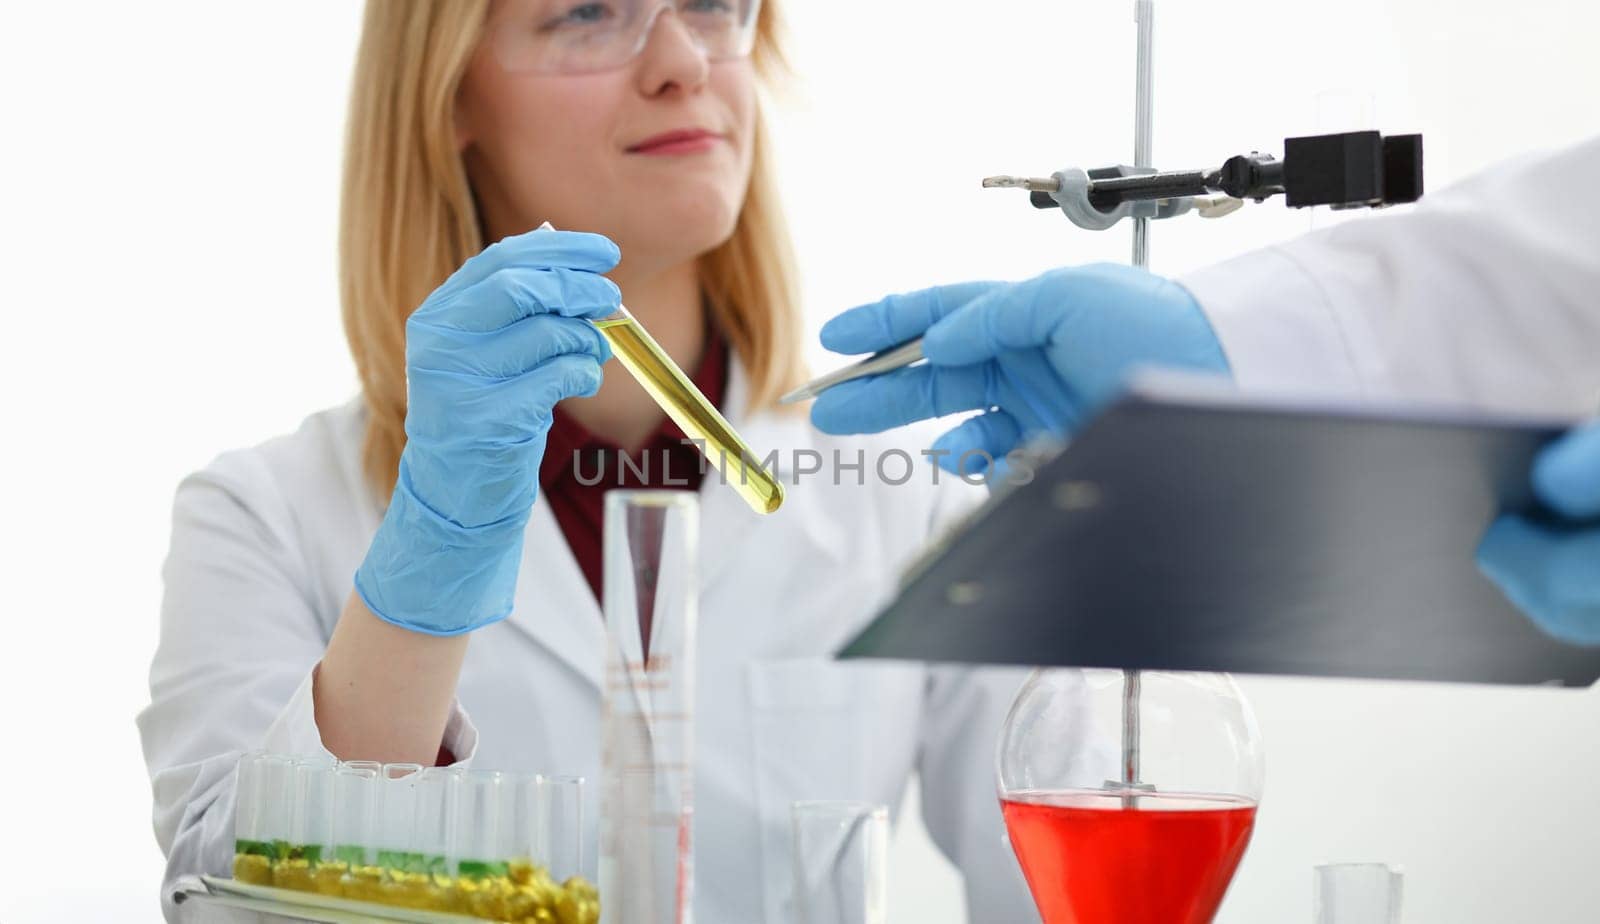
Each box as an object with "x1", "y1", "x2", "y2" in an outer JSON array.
[
  {"x1": 594, "y1": 306, "x2": 783, "y2": 514},
  {"x1": 538, "y1": 223, "x2": 784, "y2": 515}
]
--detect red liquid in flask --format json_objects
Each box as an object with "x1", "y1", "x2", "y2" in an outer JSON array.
[{"x1": 1001, "y1": 790, "x2": 1257, "y2": 924}]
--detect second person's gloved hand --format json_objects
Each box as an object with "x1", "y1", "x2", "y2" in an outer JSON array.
[
  {"x1": 355, "y1": 228, "x2": 622, "y2": 636},
  {"x1": 1476, "y1": 420, "x2": 1600, "y2": 645},
  {"x1": 809, "y1": 264, "x2": 1231, "y2": 472}
]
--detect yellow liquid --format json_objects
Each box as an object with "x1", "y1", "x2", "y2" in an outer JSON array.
[
  {"x1": 595, "y1": 314, "x2": 784, "y2": 515},
  {"x1": 230, "y1": 852, "x2": 598, "y2": 922}
]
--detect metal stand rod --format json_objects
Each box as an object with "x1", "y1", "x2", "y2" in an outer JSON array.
[
  {"x1": 1123, "y1": 0, "x2": 1154, "y2": 806},
  {"x1": 1121, "y1": 669, "x2": 1142, "y2": 784},
  {"x1": 1132, "y1": 0, "x2": 1155, "y2": 269}
]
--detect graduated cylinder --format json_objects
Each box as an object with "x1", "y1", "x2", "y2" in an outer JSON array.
[{"x1": 600, "y1": 490, "x2": 699, "y2": 924}]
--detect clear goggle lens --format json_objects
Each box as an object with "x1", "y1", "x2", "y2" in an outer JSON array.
[{"x1": 490, "y1": 0, "x2": 763, "y2": 75}]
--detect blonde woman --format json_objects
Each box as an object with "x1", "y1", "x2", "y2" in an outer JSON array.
[{"x1": 139, "y1": 1, "x2": 1068, "y2": 920}]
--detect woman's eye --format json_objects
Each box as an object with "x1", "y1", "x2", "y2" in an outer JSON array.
[
  {"x1": 681, "y1": 0, "x2": 736, "y2": 15},
  {"x1": 542, "y1": 2, "x2": 615, "y2": 29}
]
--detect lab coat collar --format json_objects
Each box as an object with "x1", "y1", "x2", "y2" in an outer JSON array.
[{"x1": 503, "y1": 358, "x2": 847, "y2": 690}]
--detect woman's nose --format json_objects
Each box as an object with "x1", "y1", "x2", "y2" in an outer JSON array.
[{"x1": 634, "y1": 6, "x2": 712, "y2": 95}]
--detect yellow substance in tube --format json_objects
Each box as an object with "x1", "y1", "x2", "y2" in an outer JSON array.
[
  {"x1": 232, "y1": 853, "x2": 273, "y2": 886},
  {"x1": 230, "y1": 852, "x2": 598, "y2": 923},
  {"x1": 311, "y1": 861, "x2": 347, "y2": 896},
  {"x1": 595, "y1": 312, "x2": 785, "y2": 515},
  {"x1": 272, "y1": 858, "x2": 313, "y2": 892}
]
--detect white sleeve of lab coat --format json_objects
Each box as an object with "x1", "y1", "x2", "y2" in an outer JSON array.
[
  {"x1": 917, "y1": 664, "x2": 1041, "y2": 923},
  {"x1": 137, "y1": 451, "x2": 477, "y2": 920},
  {"x1": 909, "y1": 478, "x2": 1042, "y2": 922},
  {"x1": 1181, "y1": 134, "x2": 1600, "y2": 416}
]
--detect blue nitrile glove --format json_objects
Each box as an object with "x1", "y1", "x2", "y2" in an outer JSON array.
[
  {"x1": 1476, "y1": 420, "x2": 1600, "y2": 646},
  {"x1": 355, "y1": 229, "x2": 621, "y2": 636},
  {"x1": 809, "y1": 263, "x2": 1229, "y2": 473}
]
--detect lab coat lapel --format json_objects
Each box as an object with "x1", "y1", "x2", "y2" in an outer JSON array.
[
  {"x1": 505, "y1": 499, "x2": 607, "y2": 690},
  {"x1": 697, "y1": 363, "x2": 848, "y2": 591}
]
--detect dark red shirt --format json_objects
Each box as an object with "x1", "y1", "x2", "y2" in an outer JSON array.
[{"x1": 538, "y1": 327, "x2": 728, "y2": 604}]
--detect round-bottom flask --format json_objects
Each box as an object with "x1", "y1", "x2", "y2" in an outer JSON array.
[{"x1": 997, "y1": 669, "x2": 1264, "y2": 924}]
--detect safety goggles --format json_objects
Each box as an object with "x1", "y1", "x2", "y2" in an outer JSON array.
[{"x1": 488, "y1": 0, "x2": 764, "y2": 75}]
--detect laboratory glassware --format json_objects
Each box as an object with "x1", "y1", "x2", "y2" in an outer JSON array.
[
  {"x1": 273, "y1": 757, "x2": 334, "y2": 892},
  {"x1": 535, "y1": 222, "x2": 782, "y2": 515},
  {"x1": 996, "y1": 669, "x2": 1264, "y2": 924},
  {"x1": 790, "y1": 801, "x2": 889, "y2": 924},
  {"x1": 594, "y1": 308, "x2": 784, "y2": 513},
  {"x1": 1315, "y1": 863, "x2": 1403, "y2": 924},
  {"x1": 291, "y1": 758, "x2": 335, "y2": 865},
  {"x1": 536, "y1": 774, "x2": 589, "y2": 884},
  {"x1": 232, "y1": 751, "x2": 273, "y2": 885},
  {"x1": 600, "y1": 490, "x2": 699, "y2": 924},
  {"x1": 378, "y1": 762, "x2": 423, "y2": 872},
  {"x1": 455, "y1": 770, "x2": 507, "y2": 880},
  {"x1": 332, "y1": 760, "x2": 382, "y2": 900},
  {"x1": 228, "y1": 755, "x2": 597, "y2": 919},
  {"x1": 516, "y1": 774, "x2": 600, "y2": 923},
  {"x1": 414, "y1": 766, "x2": 460, "y2": 878}
]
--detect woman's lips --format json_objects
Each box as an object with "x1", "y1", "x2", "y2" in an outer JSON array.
[{"x1": 627, "y1": 129, "x2": 724, "y2": 156}]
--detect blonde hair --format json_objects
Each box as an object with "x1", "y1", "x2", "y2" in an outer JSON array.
[{"x1": 340, "y1": 1, "x2": 805, "y2": 500}]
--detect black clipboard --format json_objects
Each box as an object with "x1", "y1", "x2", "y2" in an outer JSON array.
[{"x1": 839, "y1": 375, "x2": 1600, "y2": 687}]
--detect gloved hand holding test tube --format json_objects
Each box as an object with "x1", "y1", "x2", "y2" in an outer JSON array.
[{"x1": 356, "y1": 222, "x2": 780, "y2": 640}]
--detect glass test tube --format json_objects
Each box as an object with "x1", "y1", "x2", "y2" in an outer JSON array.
[
  {"x1": 333, "y1": 761, "x2": 380, "y2": 866},
  {"x1": 274, "y1": 757, "x2": 334, "y2": 891},
  {"x1": 507, "y1": 774, "x2": 538, "y2": 877},
  {"x1": 335, "y1": 761, "x2": 383, "y2": 901},
  {"x1": 233, "y1": 751, "x2": 267, "y2": 851},
  {"x1": 594, "y1": 308, "x2": 784, "y2": 515},
  {"x1": 378, "y1": 763, "x2": 424, "y2": 873},
  {"x1": 232, "y1": 751, "x2": 274, "y2": 885},
  {"x1": 415, "y1": 767, "x2": 460, "y2": 879},
  {"x1": 291, "y1": 758, "x2": 335, "y2": 861},
  {"x1": 294, "y1": 758, "x2": 341, "y2": 895},
  {"x1": 259, "y1": 755, "x2": 298, "y2": 860},
  {"x1": 600, "y1": 490, "x2": 698, "y2": 924},
  {"x1": 534, "y1": 220, "x2": 783, "y2": 516},
  {"x1": 454, "y1": 770, "x2": 506, "y2": 879},
  {"x1": 790, "y1": 801, "x2": 889, "y2": 924},
  {"x1": 536, "y1": 775, "x2": 587, "y2": 884}
]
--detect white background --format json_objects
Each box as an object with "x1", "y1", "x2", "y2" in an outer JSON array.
[{"x1": 2, "y1": 1, "x2": 1598, "y2": 921}]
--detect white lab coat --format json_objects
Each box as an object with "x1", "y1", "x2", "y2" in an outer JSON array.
[
  {"x1": 1183, "y1": 134, "x2": 1600, "y2": 415},
  {"x1": 138, "y1": 363, "x2": 1051, "y2": 923}
]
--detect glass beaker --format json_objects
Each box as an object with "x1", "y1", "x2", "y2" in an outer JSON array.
[
  {"x1": 790, "y1": 801, "x2": 889, "y2": 924},
  {"x1": 997, "y1": 669, "x2": 1264, "y2": 924},
  {"x1": 599, "y1": 490, "x2": 698, "y2": 924},
  {"x1": 1314, "y1": 863, "x2": 1403, "y2": 924}
]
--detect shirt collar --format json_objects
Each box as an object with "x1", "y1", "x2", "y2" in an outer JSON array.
[{"x1": 540, "y1": 321, "x2": 729, "y2": 485}]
